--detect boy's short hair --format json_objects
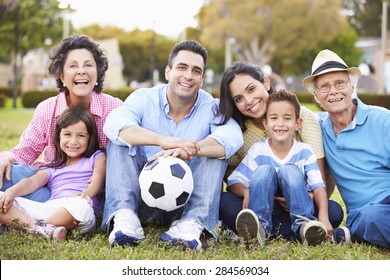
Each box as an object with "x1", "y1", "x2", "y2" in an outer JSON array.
[{"x1": 267, "y1": 89, "x2": 301, "y2": 119}]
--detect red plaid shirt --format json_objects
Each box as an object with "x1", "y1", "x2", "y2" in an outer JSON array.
[{"x1": 0, "y1": 91, "x2": 122, "y2": 166}]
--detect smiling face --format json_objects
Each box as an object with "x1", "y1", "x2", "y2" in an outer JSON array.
[
  {"x1": 229, "y1": 74, "x2": 270, "y2": 121},
  {"x1": 59, "y1": 120, "x2": 90, "y2": 163},
  {"x1": 262, "y1": 100, "x2": 301, "y2": 145},
  {"x1": 314, "y1": 71, "x2": 354, "y2": 115},
  {"x1": 61, "y1": 48, "x2": 98, "y2": 101},
  {"x1": 165, "y1": 50, "x2": 204, "y2": 102}
]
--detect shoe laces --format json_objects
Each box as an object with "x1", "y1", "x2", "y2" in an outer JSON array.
[
  {"x1": 291, "y1": 213, "x2": 312, "y2": 226},
  {"x1": 33, "y1": 221, "x2": 56, "y2": 237},
  {"x1": 177, "y1": 220, "x2": 204, "y2": 237},
  {"x1": 114, "y1": 210, "x2": 138, "y2": 229}
]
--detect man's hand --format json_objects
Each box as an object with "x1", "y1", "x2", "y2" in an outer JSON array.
[
  {"x1": 153, "y1": 147, "x2": 194, "y2": 161},
  {"x1": 157, "y1": 136, "x2": 200, "y2": 158}
]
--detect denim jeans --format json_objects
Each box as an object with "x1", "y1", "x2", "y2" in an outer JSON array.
[
  {"x1": 349, "y1": 195, "x2": 390, "y2": 249},
  {"x1": 220, "y1": 165, "x2": 344, "y2": 240},
  {"x1": 1, "y1": 163, "x2": 50, "y2": 202},
  {"x1": 101, "y1": 142, "x2": 227, "y2": 238}
]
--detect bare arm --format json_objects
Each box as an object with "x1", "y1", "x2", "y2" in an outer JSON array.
[
  {"x1": 0, "y1": 170, "x2": 49, "y2": 212},
  {"x1": 228, "y1": 183, "x2": 249, "y2": 209},
  {"x1": 316, "y1": 157, "x2": 335, "y2": 198},
  {"x1": 119, "y1": 126, "x2": 200, "y2": 158},
  {"x1": 82, "y1": 154, "x2": 106, "y2": 199},
  {"x1": 196, "y1": 137, "x2": 225, "y2": 158},
  {"x1": 313, "y1": 186, "x2": 333, "y2": 237}
]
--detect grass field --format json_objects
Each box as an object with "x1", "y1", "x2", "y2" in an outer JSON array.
[{"x1": 0, "y1": 104, "x2": 389, "y2": 261}]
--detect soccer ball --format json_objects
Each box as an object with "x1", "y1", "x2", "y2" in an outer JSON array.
[{"x1": 139, "y1": 156, "x2": 194, "y2": 212}]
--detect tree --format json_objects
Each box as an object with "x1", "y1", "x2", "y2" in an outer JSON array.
[
  {"x1": 0, "y1": 0, "x2": 64, "y2": 108},
  {"x1": 0, "y1": 0, "x2": 20, "y2": 22},
  {"x1": 198, "y1": 0, "x2": 350, "y2": 72},
  {"x1": 272, "y1": 27, "x2": 362, "y2": 76},
  {"x1": 342, "y1": 0, "x2": 387, "y2": 37},
  {"x1": 79, "y1": 25, "x2": 177, "y2": 83}
]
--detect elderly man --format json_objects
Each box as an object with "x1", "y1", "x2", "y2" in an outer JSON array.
[{"x1": 303, "y1": 49, "x2": 390, "y2": 249}]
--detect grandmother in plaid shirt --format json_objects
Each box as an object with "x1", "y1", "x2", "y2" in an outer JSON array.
[{"x1": 0, "y1": 34, "x2": 122, "y2": 202}]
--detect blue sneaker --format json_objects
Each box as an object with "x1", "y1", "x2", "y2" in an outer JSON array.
[
  {"x1": 332, "y1": 227, "x2": 352, "y2": 244},
  {"x1": 108, "y1": 209, "x2": 145, "y2": 246},
  {"x1": 160, "y1": 219, "x2": 204, "y2": 250},
  {"x1": 0, "y1": 223, "x2": 9, "y2": 233}
]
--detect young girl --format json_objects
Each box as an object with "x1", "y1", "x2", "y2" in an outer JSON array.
[{"x1": 0, "y1": 106, "x2": 106, "y2": 241}]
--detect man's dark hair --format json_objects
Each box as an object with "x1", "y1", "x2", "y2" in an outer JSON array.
[{"x1": 168, "y1": 40, "x2": 208, "y2": 74}]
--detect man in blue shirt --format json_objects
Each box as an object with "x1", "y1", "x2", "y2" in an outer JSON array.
[
  {"x1": 102, "y1": 40, "x2": 243, "y2": 249},
  {"x1": 303, "y1": 49, "x2": 390, "y2": 248}
]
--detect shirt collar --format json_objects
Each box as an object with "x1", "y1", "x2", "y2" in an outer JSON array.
[
  {"x1": 161, "y1": 84, "x2": 200, "y2": 115},
  {"x1": 54, "y1": 91, "x2": 103, "y2": 118},
  {"x1": 354, "y1": 97, "x2": 369, "y2": 126}
]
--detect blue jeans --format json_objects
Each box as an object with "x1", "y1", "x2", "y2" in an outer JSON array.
[
  {"x1": 1, "y1": 163, "x2": 50, "y2": 202},
  {"x1": 101, "y1": 142, "x2": 227, "y2": 238},
  {"x1": 220, "y1": 165, "x2": 344, "y2": 240},
  {"x1": 350, "y1": 195, "x2": 390, "y2": 248}
]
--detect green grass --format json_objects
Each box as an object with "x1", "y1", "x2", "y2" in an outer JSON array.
[{"x1": 0, "y1": 104, "x2": 389, "y2": 260}]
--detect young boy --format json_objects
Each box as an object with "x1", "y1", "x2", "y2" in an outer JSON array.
[{"x1": 227, "y1": 89, "x2": 332, "y2": 246}]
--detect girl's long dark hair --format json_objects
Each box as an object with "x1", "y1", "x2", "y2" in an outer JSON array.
[
  {"x1": 218, "y1": 61, "x2": 273, "y2": 132},
  {"x1": 41, "y1": 106, "x2": 100, "y2": 169}
]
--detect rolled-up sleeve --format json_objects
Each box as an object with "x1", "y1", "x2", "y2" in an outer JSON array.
[
  {"x1": 209, "y1": 102, "x2": 243, "y2": 159},
  {"x1": 103, "y1": 91, "x2": 143, "y2": 146}
]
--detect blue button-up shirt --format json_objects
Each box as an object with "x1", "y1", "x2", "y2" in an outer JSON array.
[{"x1": 104, "y1": 84, "x2": 243, "y2": 159}]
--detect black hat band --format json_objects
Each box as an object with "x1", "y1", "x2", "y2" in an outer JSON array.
[{"x1": 312, "y1": 61, "x2": 348, "y2": 75}]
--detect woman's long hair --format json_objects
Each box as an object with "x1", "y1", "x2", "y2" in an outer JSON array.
[{"x1": 218, "y1": 61, "x2": 273, "y2": 132}]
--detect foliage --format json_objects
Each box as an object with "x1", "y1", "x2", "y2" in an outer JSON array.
[
  {"x1": 0, "y1": 0, "x2": 63, "y2": 60},
  {"x1": 342, "y1": 0, "x2": 387, "y2": 37},
  {"x1": 21, "y1": 90, "x2": 57, "y2": 108},
  {"x1": 0, "y1": 93, "x2": 6, "y2": 107},
  {"x1": 0, "y1": 86, "x2": 13, "y2": 98},
  {"x1": 275, "y1": 27, "x2": 362, "y2": 76},
  {"x1": 79, "y1": 25, "x2": 178, "y2": 83},
  {"x1": 198, "y1": 0, "x2": 349, "y2": 70},
  {"x1": 1, "y1": 226, "x2": 390, "y2": 260}
]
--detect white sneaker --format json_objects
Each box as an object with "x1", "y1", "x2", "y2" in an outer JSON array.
[
  {"x1": 159, "y1": 219, "x2": 204, "y2": 250},
  {"x1": 235, "y1": 209, "x2": 266, "y2": 245},
  {"x1": 108, "y1": 209, "x2": 145, "y2": 246},
  {"x1": 299, "y1": 220, "x2": 327, "y2": 246}
]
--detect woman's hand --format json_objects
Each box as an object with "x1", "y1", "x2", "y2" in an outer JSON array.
[{"x1": 0, "y1": 158, "x2": 13, "y2": 189}]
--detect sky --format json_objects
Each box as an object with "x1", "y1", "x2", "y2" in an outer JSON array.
[{"x1": 61, "y1": 0, "x2": 205, "y2": 38}]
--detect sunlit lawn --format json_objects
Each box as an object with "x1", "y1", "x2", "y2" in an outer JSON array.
[{"x1": 0, "y1": 101, "x2": 389, "y2": 261}]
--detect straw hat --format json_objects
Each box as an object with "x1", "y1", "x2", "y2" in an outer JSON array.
[{"x1": 302, "y1": 49, "x2": 361, "y2": 89}]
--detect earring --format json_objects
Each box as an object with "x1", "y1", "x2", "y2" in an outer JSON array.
[
  {"x1": 95, "y1": 82, "x2": 98, "y2": 86},
  {"x1": 63, "y1": 83, "x2": 66, "y2": 87}
]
